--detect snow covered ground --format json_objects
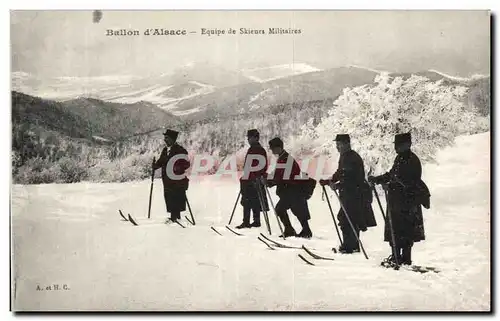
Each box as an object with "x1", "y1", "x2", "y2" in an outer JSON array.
[{"x1": 11, "y1": 132, "x2": 490, "y2": 311}]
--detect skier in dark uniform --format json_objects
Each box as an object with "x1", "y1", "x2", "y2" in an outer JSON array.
[
  {"x1": 236, "y1": 129, "x2": 269, "y2": 229},
  {"x1": 319, "y1": 134, "x2": 376, "y2": 253},
  {"x1": 368, "y1": 133, "x2": 430, "y2": 266},
  {"x1": 153, "y1": 129, "x2": 191, "y2": 223},
  {"x1": 266, "y1": 137, "x2": 313, "y2": 238}
]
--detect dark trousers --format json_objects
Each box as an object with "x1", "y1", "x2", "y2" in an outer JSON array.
[
  {"x1": 170, "y1": 211, "x2": 181, "y2": 221},
  {"x1": 276, "y1": 197, "x2": 309, "y2": 230},
  {"x1": 242, "y1": 205, "x2": 261, "y2": 224},
  {"x1": 163, "y1": 187, "x2": 186, "y2": 221},
  {"x1": 341, "y1": 224, "x2": 360, "y2": 251},
  {"x1": 337, "y1": 207, "x2": 360, "y2": 251},
  {"x1": 392, "y1": 245, "x2": 412, "y2": 264}
]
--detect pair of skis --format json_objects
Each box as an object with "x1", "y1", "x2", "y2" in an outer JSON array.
[
  {"x1": 217, "y1": 225, "x2": 303, "y2": 250},
  {"x1": 208, "y1": 225, "x2": 242, "y2": 236},
  {"x1": 256, "y1": 233, "x2": 335, "y2": 265},
  {"x1": 256, "y1": 230, "x2": 439, "y2": 273},
  {"x1": 227, "y1": 177, "x2": 285, "y2": 239},
  {"x1": 119, "y1": 209, "x2": 191, "y2": 228},
  {"x1": 380, "y1": 261, "x2": 441, "y2": 274},
  {"x1": 210, "y1": 225, "x2": 249, "y2": 237},
  {"x1": 118, "y1": 209, "x2": 142, "y2": 225}
]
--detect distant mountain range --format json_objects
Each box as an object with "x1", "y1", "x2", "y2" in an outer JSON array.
[
  {"x1": 12, "y1": 91, "x2": 180, "y2": 143},
  {"x1": 12, "y1": 63, "x2": 490, "y2": 122}
]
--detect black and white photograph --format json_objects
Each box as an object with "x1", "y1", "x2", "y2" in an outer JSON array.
[{"x1": 10, "y1": 10, "x2": 491, "y2": 311}]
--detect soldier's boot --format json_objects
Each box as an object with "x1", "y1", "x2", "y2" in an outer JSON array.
[
  {"x1": 250, "y1": 209, "x2": 261, "y2": 228},
  {"x1": 297, "y1": 218, "x2": 312, "y2": 239},
  {"x1": 395, "y1": 246, "x2": 403, "y2": 263},
  {"x1": 236, "y1": 207, "x2": 252, "y2": 229},
  {"x1": 402, "y1": 246, "x2": 412, "y2": 265},
  {"x1": 170, "y1": 212, "x2": 180, "y2": 222},
  {"x1": 381, "y1": 246, "x2": 403, "y2": 267},
  {"x1": 339, "y1": 227, "x2": 356, "y2": 253},
  {"x1": 392, "y1": 246, "x2": 403, "y2": 264},
  {"x1": 353, "y1": 231, "x2": 361, "y2": 252},
  {"x1": 278, "y1": 212, "x2": 296, "y2": 238}
]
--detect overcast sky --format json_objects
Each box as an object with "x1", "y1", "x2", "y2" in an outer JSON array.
[{"x1": 11, "y1": 10, "x2": 490, "y2": 78}]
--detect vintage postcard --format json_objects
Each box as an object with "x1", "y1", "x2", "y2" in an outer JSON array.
[{"x1": 10, "y1": 10, "x2": 490, "y2": 311}]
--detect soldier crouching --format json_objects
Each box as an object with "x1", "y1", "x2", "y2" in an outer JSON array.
[{"x1": 266, "y1": 137, "x2": 312, "y2": 239}]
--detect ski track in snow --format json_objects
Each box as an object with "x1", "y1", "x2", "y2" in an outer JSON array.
[{"x1": 11, "y1": 133, "x2": 490, "y2": 311}]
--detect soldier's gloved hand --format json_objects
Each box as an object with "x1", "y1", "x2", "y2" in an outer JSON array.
[
  {"x1": 319, "y1": 179, "x2": 330, "y2": 186},
  {"x1": 330, "y1": 182, "x2": 341, "y2": 190},
  {"x1": 251, "y1": 178, "x2": 260, "y2": 187}
]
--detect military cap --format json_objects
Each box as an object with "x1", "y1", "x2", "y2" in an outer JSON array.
[
  {"x1": 268, "y1": 137, "x2": 284, "y2": 149},
  {"x1": 247, "y1": 129, "x2": 259, "y2": 138},
  {"x1": 334, "y1": 134, "x2": 350, "y2": 143},
  {"x1": 163, "y1": 129, "x2": 179, "y2": 141},
  {"x1": 394, "y1": 133, "x2": 411, "y2": 144}
]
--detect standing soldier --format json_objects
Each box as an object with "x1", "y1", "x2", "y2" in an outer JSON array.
[
  {"x1": 236, "y1": 129, "x2": 269, "y2": 229},
  {"x1": 266, "y1": 137, "x2": 313, "y2": 238},
  {"x1": 368, "y1": 133, "x2": 430, "y2": 266},
  {"x1": 319, "y1": 134, "x2": 376, "y2": 254},
  {"x1": 153, "y1": 129, "x2": 191, "y2": 223}
]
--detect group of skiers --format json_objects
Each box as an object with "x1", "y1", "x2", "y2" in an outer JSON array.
[{"x1": 152, "y1": 128, "x2": 430, "y2": 267}]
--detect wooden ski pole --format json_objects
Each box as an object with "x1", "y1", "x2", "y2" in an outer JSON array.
[
  {"x1": 255, "y1": 179, "x2": 272, "y2": 235},
  {"x1": 321, "y1": 185, "x2": 343, "y2": 245},
  {"x1": 369, "y1": 182, "x2": 387, "y2": 222},
  {"x1": 332, "y1": 188, "x2": 369, "y2": 260},
  {"x1": 260, "y1": 177, "x2": 285, "y2": 239},
  {"x1": 382, "y1": 186, "x2": 400, "y2": 269},
  {"x1": 228, "y1": 191, "x2": 241, "y2": 225},
  {"x1": 148, "y1": 157, "x2": 155, "y2": 219},
  {"x1": 185, "y1": 195, "x2": 195, "y2": 225}
]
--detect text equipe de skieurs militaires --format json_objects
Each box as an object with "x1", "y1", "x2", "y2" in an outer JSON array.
[{"x1": 106, "y1": 27, "x2": 302, "y2": 37}]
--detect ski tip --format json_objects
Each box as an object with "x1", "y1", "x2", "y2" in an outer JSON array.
[
  {"x1": 118, "y1": 209, "x2": 128, "y2": 221},
  {"x1": 173, "y1": 220, "x2": 186, "y2": 228},
  {"x1": 257, "y1": 236, "x2": 276, "y2": 250},
  {"x1": 210, "y1": 226, "x2": 223, "y2": 236},
  {"x1": 225, "y1": 225, "x2": 243, "y2": 236},
  {"x1": 298, "y1": 254, "x2": 315, "y2": 266},
  {"x1": 127, "y1": 214, "x2": 138, "y2": 226}
]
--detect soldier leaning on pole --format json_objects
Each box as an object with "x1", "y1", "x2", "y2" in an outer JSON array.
[
  {"x1": 152, "y1": 129, "x2": 191, "y2": 223},
  {"x1": 236, "y1": 129, "x2": 269, "y2": 229},
  {"x1": 265, "y1": 137, "x2": 313, "y2": 238},
  {"x1": 320, "y1": 134, "x2": 376, "y2": 254},
  {"x1": 368, "y1": 133, "x2": 430, "y2": 266}
]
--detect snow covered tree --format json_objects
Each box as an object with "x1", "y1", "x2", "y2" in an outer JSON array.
[{"x1": 300, "y1": 73, "x2": 474, "y2": 174}]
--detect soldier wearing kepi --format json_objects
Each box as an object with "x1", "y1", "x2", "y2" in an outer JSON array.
[
  {"x1": 266, "y1": 137, "x2": 312, "y2": 238},
  {"x1": 153, "y1": 129, "x2": 191, "y2": 223},
  {"x1": 368, "y1": 133, "x2": 430, "y2": 266},
  {"x1": 236, "y1": 129, "x2": 269, "y2": 229},
  {"x1": 320, "y1": 134, "x2": 376, "y2": 254}
]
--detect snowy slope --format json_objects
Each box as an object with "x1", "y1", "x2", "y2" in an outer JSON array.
[
  {"x1": 427, "y1": 69, "x2": 490, "y2": 83},
  {"x1": 11, "y1": 71, "x2": 137, "y2": 101},
  {"x1": 243, "y1": 63, "x2": 321, "y2": 83},
  {"x1": 11, "y1": 133, "x2": 490, "y2": 311}
]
